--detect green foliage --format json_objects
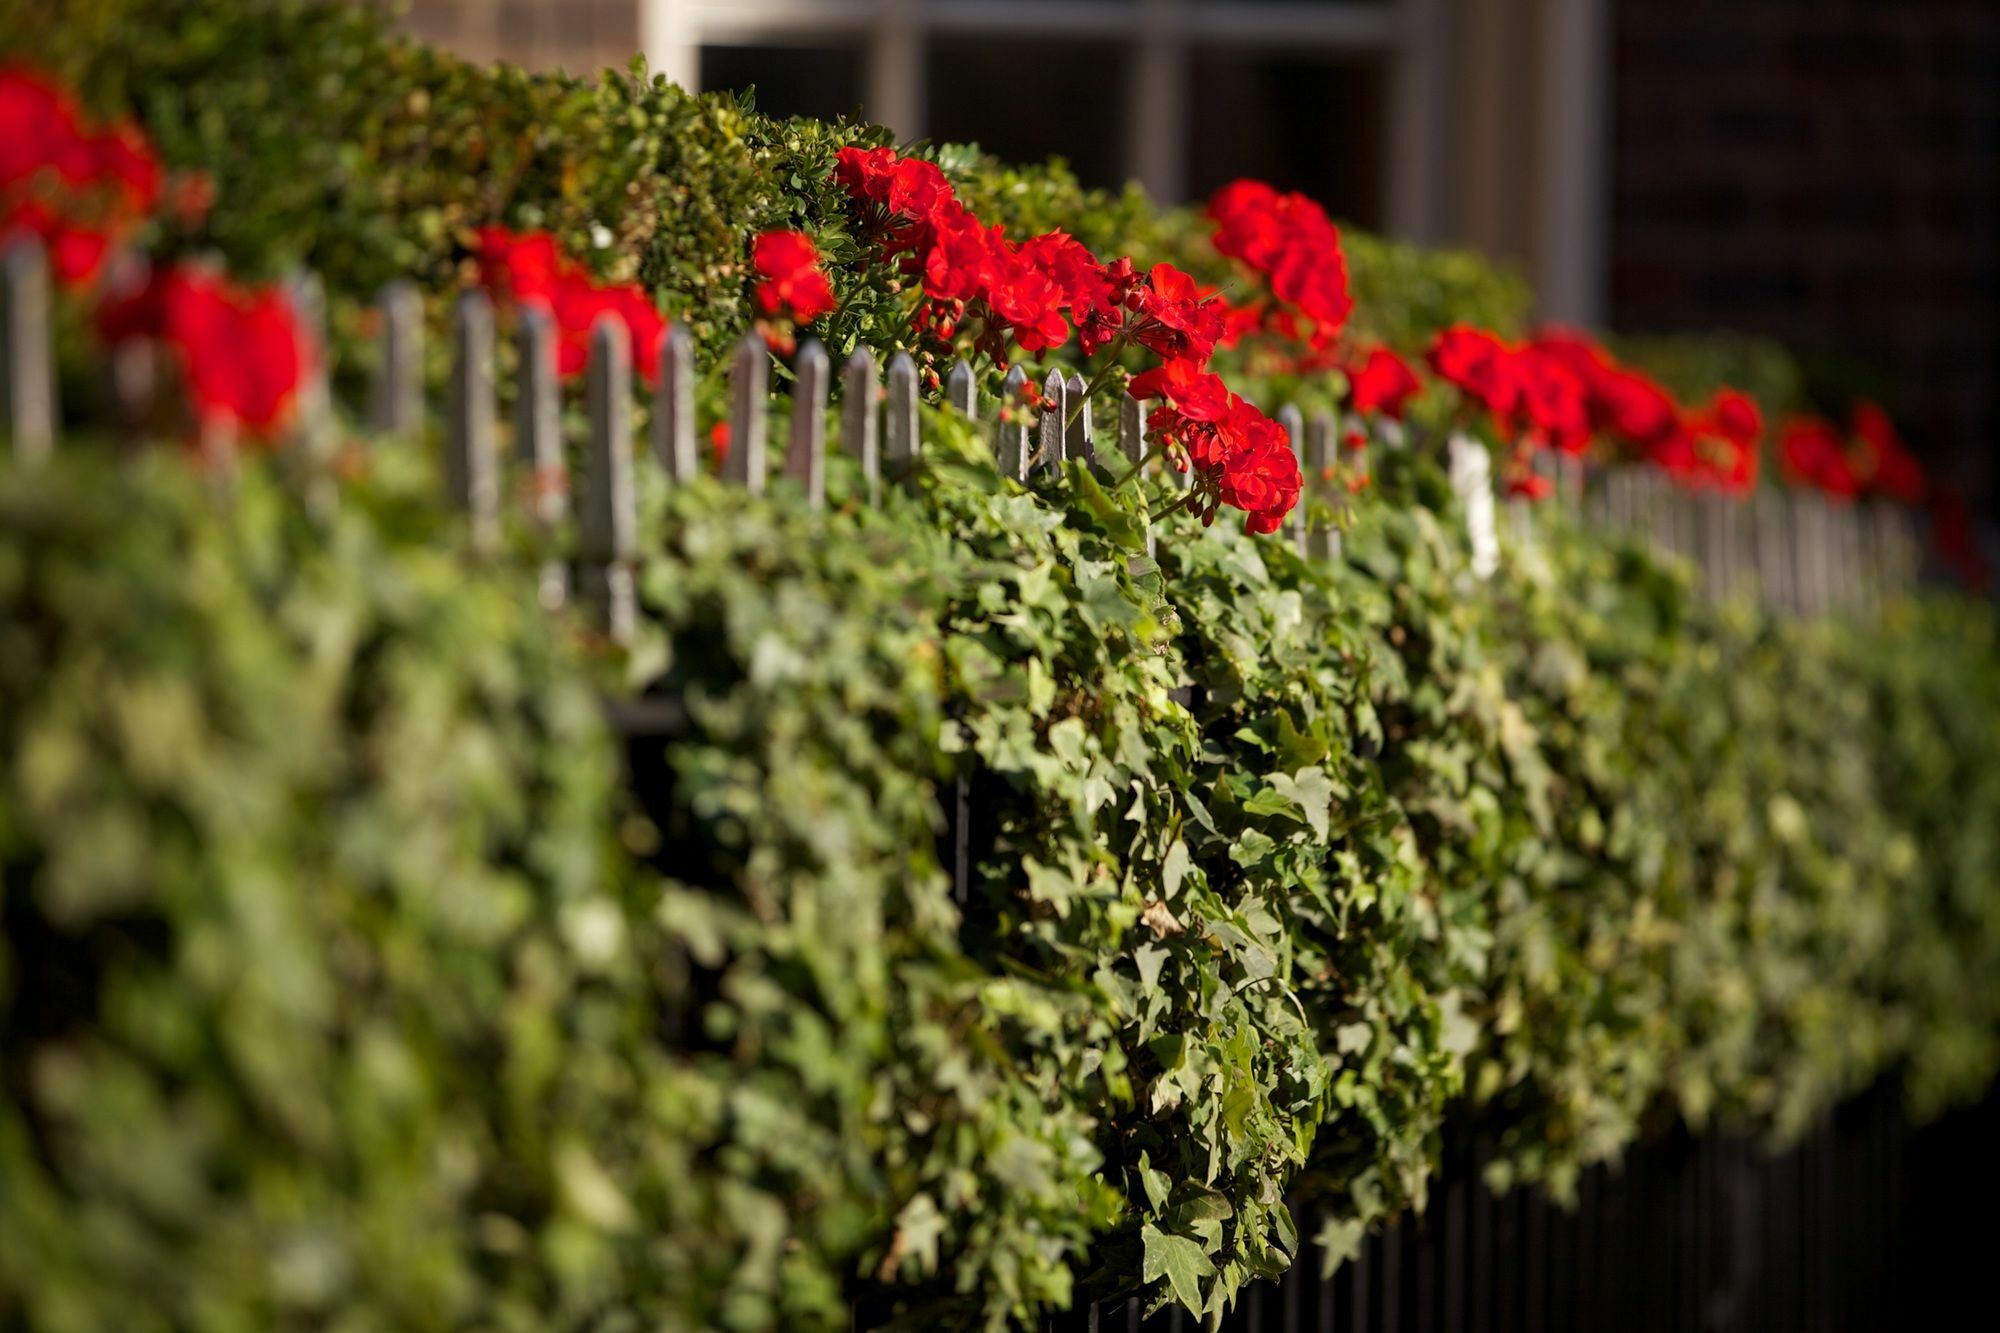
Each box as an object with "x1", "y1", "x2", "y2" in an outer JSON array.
[
  {"x1": 3, "y1": 2, "x2": 1999, "y2": 1328},
  {"x1": 5, "y1": 417, "x2": 2000, "y2": 1331}
]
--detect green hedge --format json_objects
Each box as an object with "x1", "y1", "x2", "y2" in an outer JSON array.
[
  {"x1": 5, "y1": 2, "x2": 2000, "y2": 1328},
  {"x1": 6, "y1": 424, "x2": 1999, "y2": 1329}
]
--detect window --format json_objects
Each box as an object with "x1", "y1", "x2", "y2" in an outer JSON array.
[
  {"x1": 699, "y1": 43, "x2": 865, "y2": 123},
  {"x1": 670, "y1": 1, "x2": 1416, "y2": 215},
  {"x1": 1184, "y1": 51, "x2": 1388, "y2": 227},
  {"x1": 924, "y1": 38, "x2": 1132, "y2": 191}
]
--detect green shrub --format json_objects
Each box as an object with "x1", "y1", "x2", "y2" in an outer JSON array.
[{"x1": 4, "y1": 2, "x2": 2000, "y2": 1328}]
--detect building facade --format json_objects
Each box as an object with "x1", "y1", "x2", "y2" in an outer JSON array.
[{"x1": 397, "y1": 0, "x2": 1997, "y2": 504}]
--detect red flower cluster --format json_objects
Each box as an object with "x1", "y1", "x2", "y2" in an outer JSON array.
[
  {"x1": 751, "y1": 229, "x2": 836, "y2": 325},
  {"x1": 1206, "y1": 179, "x2": 1353, "y2": 371},
  {"x1": 99, "y1": 265, "x2": 310, "y2": 442},
  {"x1": 1430, "y1": 324, "x2": 1766, "y2": 499},
  {"x1": 475, "y1": 227, "x2": 665, "y2": 383},
  {"x1": 1, "y1": 66, "x2": 161, "y2": 286},
  {"x1": 1345, "y1": 345, "x2": 1421, "y2": 422},
  {"x1": 1130, "y1": 359, "x2": 1302, "y2": 534},
  {"x1": 1527, "y1": 330, "x2": 1684, "y2": 456},
  {"x1": 833, "y1": 144, "x2": 1295, "y2": 533},
  {"x1": 1652, "y1": 388, "x2": 1762, "y2": 495},
  {"x1": 1780, "y1": 401, "x2": 1927, "y2": 504},
  {"x1": 832, "y1": 145, "x2": 1221, "y2": 365}
]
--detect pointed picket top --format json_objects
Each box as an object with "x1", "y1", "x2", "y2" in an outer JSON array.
[
  {"x1": 1, "y1": 236, "x2": 57, "y2": 462},
  {"x1": 1698, "y1": 493, "x2": 1731, "y2": 602},
  {"x1": 1447, "y1": 431, "x2": 1500, "y2": 580},
  {"x1": 787, "y1": 337, "x2": 830, "y2": 508},
  {"x1": 1554, "y1": 453, "x2": 1585, "y2": 516},
  {"x1": 369, "y1": 279, "x2": 424, "y2": 435},
  {"x1": 288, "y1": 270, "x2": 333, "y2": 451},
  {"x1": 945, "y1": 359, "x2": 977, "y2": 418},
  {"x1": 1036, "y1": 367, "x2": 1067, "y2": 474},
  {"x1": 996, "y1": 363, "x2": 1031, "y2": 481},
  {"x1": 653, "y1": 323, "x2": 697, "y2": 483},
  {"x1": 1065, "y1": 371, "x2": 1095, "y2": 471},
  {"x1": 841, "y1": 346, "x2": 881, "y2": 503},
  {"x1": 584, "y1": 317, "x2": 637, "y2": 643},
  {"x1": 1119, "y1": 391, "x2": 1146, "y2": 467},
  {"x1": 446, "y1": 290, "x2": 500, "y2": 555},
  {"x1": 726, "y1": 332, "x2": 769, "y2": 494},
  {"x1": 885, "y1": 351, "x2": 919, "y2": 472},
  {"x1": 1753, "y1": 487, "x2": 1795, "y2": 613},
  {"x1": 1307, "y1": 411, "x2": 1341, "y2": 561},
  {"x1": 1276, "y1": 403, "x2": 1306, "y2": 553},
  {"x1": 516, "y1": 305, "x2": 568, "y2": 609}
]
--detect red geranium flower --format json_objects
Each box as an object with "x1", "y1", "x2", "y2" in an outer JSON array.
[
  {"x1": 1851, "y1": 400, "x2": 1926, "y2": 504},
  {"x1": 1215, "y1": 400, "x2": 1302, "y2": 534},
  {"x1": 1206, "y1": 178, "x2": 1353, "y2": 350},
  {"x1": 1, "y1": 65, "x2": 163, "y2": 287},
  {"x1": 987, "y1": 252, "x2": 1070, "y2": 354},
  {"x1": 477, "y1": 226, "x2": 665, "y2": 383},
  {"x1": 751, "y1": 228, "x2": 837, "y2": 324},
  {"x1": 833, "y1": 145, "x2": 898, "y2": 203},
  {"x1": 1780, "y1": 415, "x2": 1861, "y2": 500},
  {"x1": 1510, "y1": 344, "x2": 1591, "y2": 454},
  {"x1": 1346, "y1": 346, "x2": 1421, "y2": 420},
  {"x1": 1428, "y1": 325, "x2": 1519, "y2": 420},
  {"x1": 99, "y1": 263, "x2": 309, "y2": 443},
  {"x1": 1130, "y1": 262, "x2": 1224, "y2": 365}
]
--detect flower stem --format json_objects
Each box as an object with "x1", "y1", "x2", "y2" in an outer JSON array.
[
  {"x1": 1107, "y1": 441, "x2": 1164, "y2": 491},
  {"x1": 1062, "y1": 331, "x2": 1132, "y2": 429},
  {"x1": 1150, "y1": 488, "x2": 1198, "y2": 522}
]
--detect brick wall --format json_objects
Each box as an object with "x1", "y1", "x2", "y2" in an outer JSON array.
[
  {"x1": 398, "y1": 0, "x2": 640, "y2": 76},
  {"x1": 1611, "y1": 0, "x2": 2000, "y2": 508}
]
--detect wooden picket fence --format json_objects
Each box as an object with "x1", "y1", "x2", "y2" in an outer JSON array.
[
  {"x1": 0, "y1": 236, "x2": 1928, "y2": 626},
  {"x1": 0, "y1": 232, "x2": 1975, "y2": 1328}
]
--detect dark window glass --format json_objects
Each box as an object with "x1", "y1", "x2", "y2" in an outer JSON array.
[
  {"x1": 1184, "y1": 50, "x2": 1387, "y2": 226},
  {"x1": 925, "y1": 38, "x2": 1131, "y2": 191},
  {"x1": 699, "y1": 44, "x2": 865, "y2": 123}
]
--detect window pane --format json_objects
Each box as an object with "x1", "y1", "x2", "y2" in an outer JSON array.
[
  {"x1": 925, "y1": 38, "x2": 1131, "y2": 191},
  {"x1": 699, "y1": 44, "x2": 865, "y2": 123},
  {"x1": 1184, "y1": 50, "x2": 1387, "y2": 227}
]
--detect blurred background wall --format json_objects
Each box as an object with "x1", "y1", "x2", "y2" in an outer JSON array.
[{"x1": 393, "y1": 0, "x2": 1997, "y2": 505}]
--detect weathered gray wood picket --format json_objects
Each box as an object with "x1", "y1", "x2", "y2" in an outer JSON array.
[{"x1": 0, "y1": 233, "x2": 1927, "y2": 627}]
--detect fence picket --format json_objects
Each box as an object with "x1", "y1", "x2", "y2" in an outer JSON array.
[
  {"x1": 1119, "y1": 391, "x2": 1145, "y2": 467},
  {"x1": 2, "y1": 236, "x2": 57, "y2": 461},
  {"x1": 1307, "y1": 411, "x2": 1341, "y2": 561},
  {"x1": 1066, "y1": 371, "x2": 1094, "y2": 472},
  {"x1": 787, "y1": 337, "x2": 830, "y2": 507},
  {"x1": 516, "y1": 305, "x2": 568, "y2": 609},
  {"x1": 289, "y1": 270, "x2": 333, "y2": 451},
  {"x1": 996, "y1": 364, "x2": 1030, "y2": 481},
  {"x1": 1754, "y1": 488, "x2": 1795, "y2": 612},
  {"x1": 727, "y1": 333, "x2": 769, "y2": 494},
  {"x1": 369, "y1": 279, "x2": 423, "y2": 435},
  {"x1": 1555, "y1": 453, "x2": 1585, "y2": 516},
  {"x1": 654, "y1": 323, "x2": 697, "y2": 483},
  {"x1": 101, "y1": 254, "x2": 156, "y2": 432},
  {"x1": 1278, "y1": 402, "x2": 1306, "y2": 555},
  {"x1": 842, "y1": 346, "x2": 881, "y2": 503},
  {"x1": 446, "y1": 290, "x2": 500, "y2": 555},
  {"x1": 1448, "y1": 432, "x2": 1500, "y2": 579},
  {"x1": 583, "y1": 318, "x2": 637, "y2": 644},
  {"x1": 1700, "y1": 493, "x2": 1731, "y2": 602},
  {"x1": 884, "y1": 351, "x2": 919, "y2": 475},
  {"x1": 1038, "y1": 368, "x2": 1067, "y2": 474},
  {"x1": 946, "y1": 358, "x2": 976, "y2": 418}
]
